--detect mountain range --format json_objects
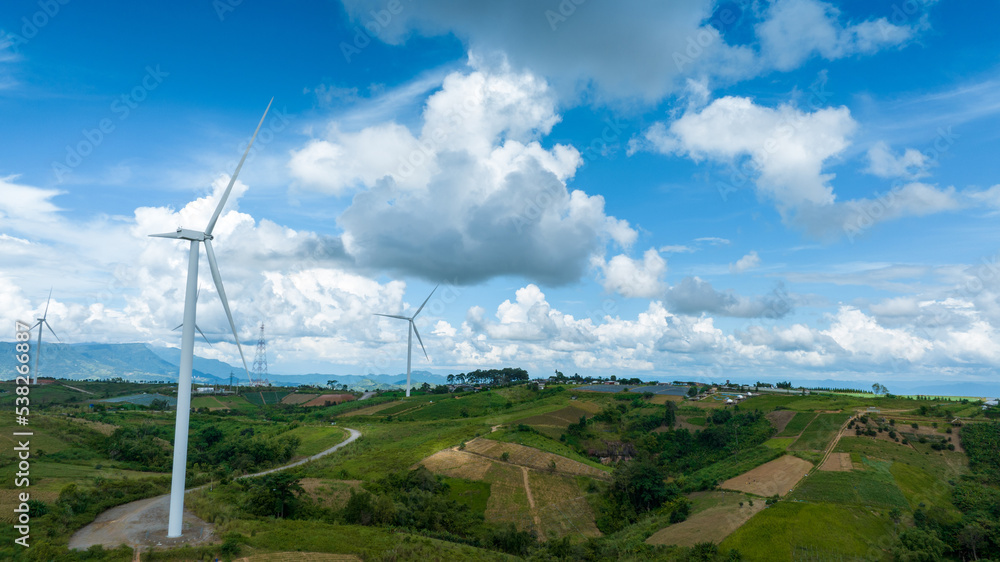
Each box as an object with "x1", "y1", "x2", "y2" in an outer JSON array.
[{"x1": 1, "y1": 342, "x2": 996, "y2": 397}]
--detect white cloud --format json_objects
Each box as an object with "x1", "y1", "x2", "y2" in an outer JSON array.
[
  {"x1": 638, "y1": 95, "x2": 964, "y2": 239},
  {"x1": 591, "y1": 248, "x2": 668, "y2": 298},
  {"x1": 730, "y1": 250, "x2": 761, "y2": 274},
  {"x1": 757, "y1": 0, "x2": 917, "y2": 72},
  {"x1": 641, "y1": 95, "x2": 856, "y2": 208},
  {"x1": 666, "y1": 277, "x2": 793, "y2": 319},
  {"x1": 865, "y1": 141, "x2": 930, "y2": 179},
  {"x1": 292, "y1": 60, "x2": 635, "y2": 285}
]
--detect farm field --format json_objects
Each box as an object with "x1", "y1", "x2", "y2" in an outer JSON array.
[
  {"x1": 720, "y1": 455, "x2": 813, "y2": 497},
  {"x1": 788, "y1": 412, "x2": 850, "y2": 451},
  {"x1": 418, "y1": 442, "x2": 603, "y2": 539},
  {"x1": 721, "y1": 502, "x2": 892, "y2": 561},
  {"x1": 645, "y1": 491, "x2": 764, "y2": 547},
  {"x1": 776, "y1": 412, "x2": 817, "y2": 436},
  {"x1": 765, "y1": 410, "x2": 796, "y2": 433}
]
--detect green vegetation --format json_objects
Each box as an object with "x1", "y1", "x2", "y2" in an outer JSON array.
[
  {"x1": 788, "y1": 412, "x2": 850, "y2": 451},
  {"x1": 722, "y1": 501, "x2": 892, "y2": 560},
  {"x1": 7, "y1": 378, "x2": 998, "y2": 561},
  {"x1": 776, "y1": 412, "x2": 816, "y2": 437}
]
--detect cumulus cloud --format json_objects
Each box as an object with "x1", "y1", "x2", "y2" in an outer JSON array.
[
  {"x1": 639, "y1": 95, "x2": 856, "y2": 208},
  {"x1": 757, "y1": 0, "x2": 917, "y2": 71},
  {"x1": 730, "y1": 251, "x2": 761, "y2": 274},
  {"x1": 865, "y1": 141, "x2": 931, "y2": 179},
  {"x1": 291, "y1": 61, "x2": 636, "y2": 285},
  {"x1": 591, "y1": 249, "x2": 668, "y2": 298},
  {"x1": 666, "y1": 277, "x2": 793, "y2": 319},
  {"x1": 636, "y1": 95, "x2": 963, "y2": 239},
  {"x1": 339, "y1": 0, "x2": 761, "y2": 102}
]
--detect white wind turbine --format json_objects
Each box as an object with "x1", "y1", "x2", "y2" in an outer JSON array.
[
  {"x1": 31, "y1": 288, "x2": 60, "y2": 385},
  {"x1": 150, "y1": 99, "x2": 271, "y2": 538},
  {"x1": 375, "y1": 285, "x2": 438, "y2": 397}
]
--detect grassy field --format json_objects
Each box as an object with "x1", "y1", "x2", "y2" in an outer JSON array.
[
  {"x1": 789, "y1": 413, "x2": 850, "y2": 451},
  {"x1": 791, "y1": 465, "x2": 908, "y2": 508},
  {"x1": 720, "y1": 501, "x2": 892, "y2": 561},
  {"x1": 776, "y1": 412, "x2": 817, "y2": 437},
  {"x1": 763, "y1": 437, "x2": 796, "y2": 451},
  {"x1": 282, "y1": 425, "x2": 347, "y2": 457}
]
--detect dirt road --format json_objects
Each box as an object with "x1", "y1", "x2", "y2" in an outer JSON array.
[{"x1": 69, "y1": 428, "x2": 361, "y2": 551}]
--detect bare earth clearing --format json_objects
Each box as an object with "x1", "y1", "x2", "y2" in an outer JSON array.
[
  {"x1": 819, "y1": 452, "x2": 853, "y2": 471},
  {"x1": 461, "y1": 437, "x2": 610, "y2": 480},
  {"x1": 418, "y1": 440, "x2": 604, "y2": 539},
  {"x1": 765, "y1": 410, "x2": 797, "y2": 434},
  {"x1": 645, "y1": 492, "x2": 765, "y2": 547},
  {"x1": 69, "y1": 428, "x2": 361, "y2": 551},
  {"x1": 720, "y1": 455, "x2": 814, "y2": 497},
  {"x1": 340, "y1": 400, "x2": 404, "y2": 417}
]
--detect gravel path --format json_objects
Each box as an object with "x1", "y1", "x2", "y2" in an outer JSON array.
[{"x1": 69, "y1": 428, "x2": 361, "y2": 551}]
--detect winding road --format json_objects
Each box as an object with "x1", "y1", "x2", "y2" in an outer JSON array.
[{"x1": 68, "y1": 428, "x2": 361, "y2": 552}]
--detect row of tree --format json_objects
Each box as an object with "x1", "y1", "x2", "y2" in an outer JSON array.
[{"x1": 445, "y1": 367, "x2": 529, "y2": 386}]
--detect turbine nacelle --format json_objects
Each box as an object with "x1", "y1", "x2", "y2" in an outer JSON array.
[{"x1": 149, "y1": 228, "x2": 211, "y2": 242}]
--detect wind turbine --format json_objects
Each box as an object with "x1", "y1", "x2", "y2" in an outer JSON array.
[
  {"x1": 31, "y1": 289, "x2": 60, "y2": 385},
  {"x1": 150, "y1": 98, "x2": 271, "y2": 538},
  {"x1": 375, "y1": 285, "x2": 438, "y2": 397}
]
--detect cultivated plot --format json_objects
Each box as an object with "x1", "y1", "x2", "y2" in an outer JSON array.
[{"x1": 720, "y1": 455, "x2": 814, "y2": 497}]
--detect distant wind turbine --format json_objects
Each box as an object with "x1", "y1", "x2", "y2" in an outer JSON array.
[
  {"x1": 31, "y1": 288, "x2": 60, "y2": 385},
  {"x1": 375, "y1": 285, "x2": 438, "y2": 398},
  {"x1": 150, "y1": 98, "x2": 271, "y2": 538}
]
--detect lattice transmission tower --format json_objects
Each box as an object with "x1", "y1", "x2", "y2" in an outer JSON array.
[{"x1": 251, "y1": 321, "x2": 269, "y2": 387}]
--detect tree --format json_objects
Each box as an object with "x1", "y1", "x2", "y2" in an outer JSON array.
[
  {"x1": 607, "y1": 453, "x2": 671, "y2": 514},
  {"x1": 688, "y1": 386, "x2": 699, "y2": 397},
  {"x1": 239, "y1": 472, "x2": 304, "y2": 518},
  {"x1": 446, "y1": 374, "x2": 454, "y2": 385},
  {"x1": 328, "y1": 379, "x2": 338, "y2": 389},
  {"x1": 892, "y1": 528, "x2": 947, "y2": 562}
]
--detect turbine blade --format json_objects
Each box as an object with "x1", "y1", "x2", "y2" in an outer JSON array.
[
  {"x1": 43, "y1": 288, "x2": 52, "y2": 318},
  {"x1": 204, "y1": 98, "x2": 274, "y2": 236},
  {"x1": 374, "y1": 313, "x2": 409, "y2": 320},
  {"x1": 412, "y1": 284, "x2": 439, "y2": 319},
  {"x1": 173, "y1": 323, "x2": 183, "y2": 331},
  {"x1": 204, "y1": 239, "x2": 251, "y2": 380},
  {"x1": 43, "y1": 320, "x2": 60, "y2": 342},
  {"x1": 411, "y1": 321, "x2": 428, "y2": 360},
  {"x1": 149, "y1": 231, "x2": 185, "y2": 239},
  {"x1": 195, "y1": 324, "x2": 213, "y2": 346}
]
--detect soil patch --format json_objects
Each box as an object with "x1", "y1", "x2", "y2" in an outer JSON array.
[
  {"x1": 819, "y1": 452, "x2": 852, "y2": 472},
  {"x1": 720, "y1": 455, "x2": 814, "y2": 497},
  {"x1": 417, "y1": 449, "x2": 495, "y2": 480},
  {"x1": 462, "y1": 438, "x2": 610, "y2": 480},
  {"x1": 646, "y1": 492, "x2": 765, "y2": 547},
  {"x1": 280, "y1": 393, "x2": 319, "y2": 405},
  {"x1": 302, "y1": 394, "x2": 356, "y2": 407},
  {"x1": 765, "y1": 410, "x2": 797, "y2": 434}
]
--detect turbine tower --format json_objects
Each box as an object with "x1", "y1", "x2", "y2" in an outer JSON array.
[
  {"x1": 150, "y1": 98, "x2": 271, "y2": 538},
  {"x1": 252, "y1": 321, "x2": 269, "y2": 387},
  {"x1": 375, "y1": 285, "x2": 437, "y2": 397},
  {"x1": 31, "y1": 289, "x2": 60, "y2": 385}
]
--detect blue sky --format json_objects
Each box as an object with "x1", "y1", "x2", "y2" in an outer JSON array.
[{"x1": 3, "y1": 0, "x2": 1000, "y2": 391}]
